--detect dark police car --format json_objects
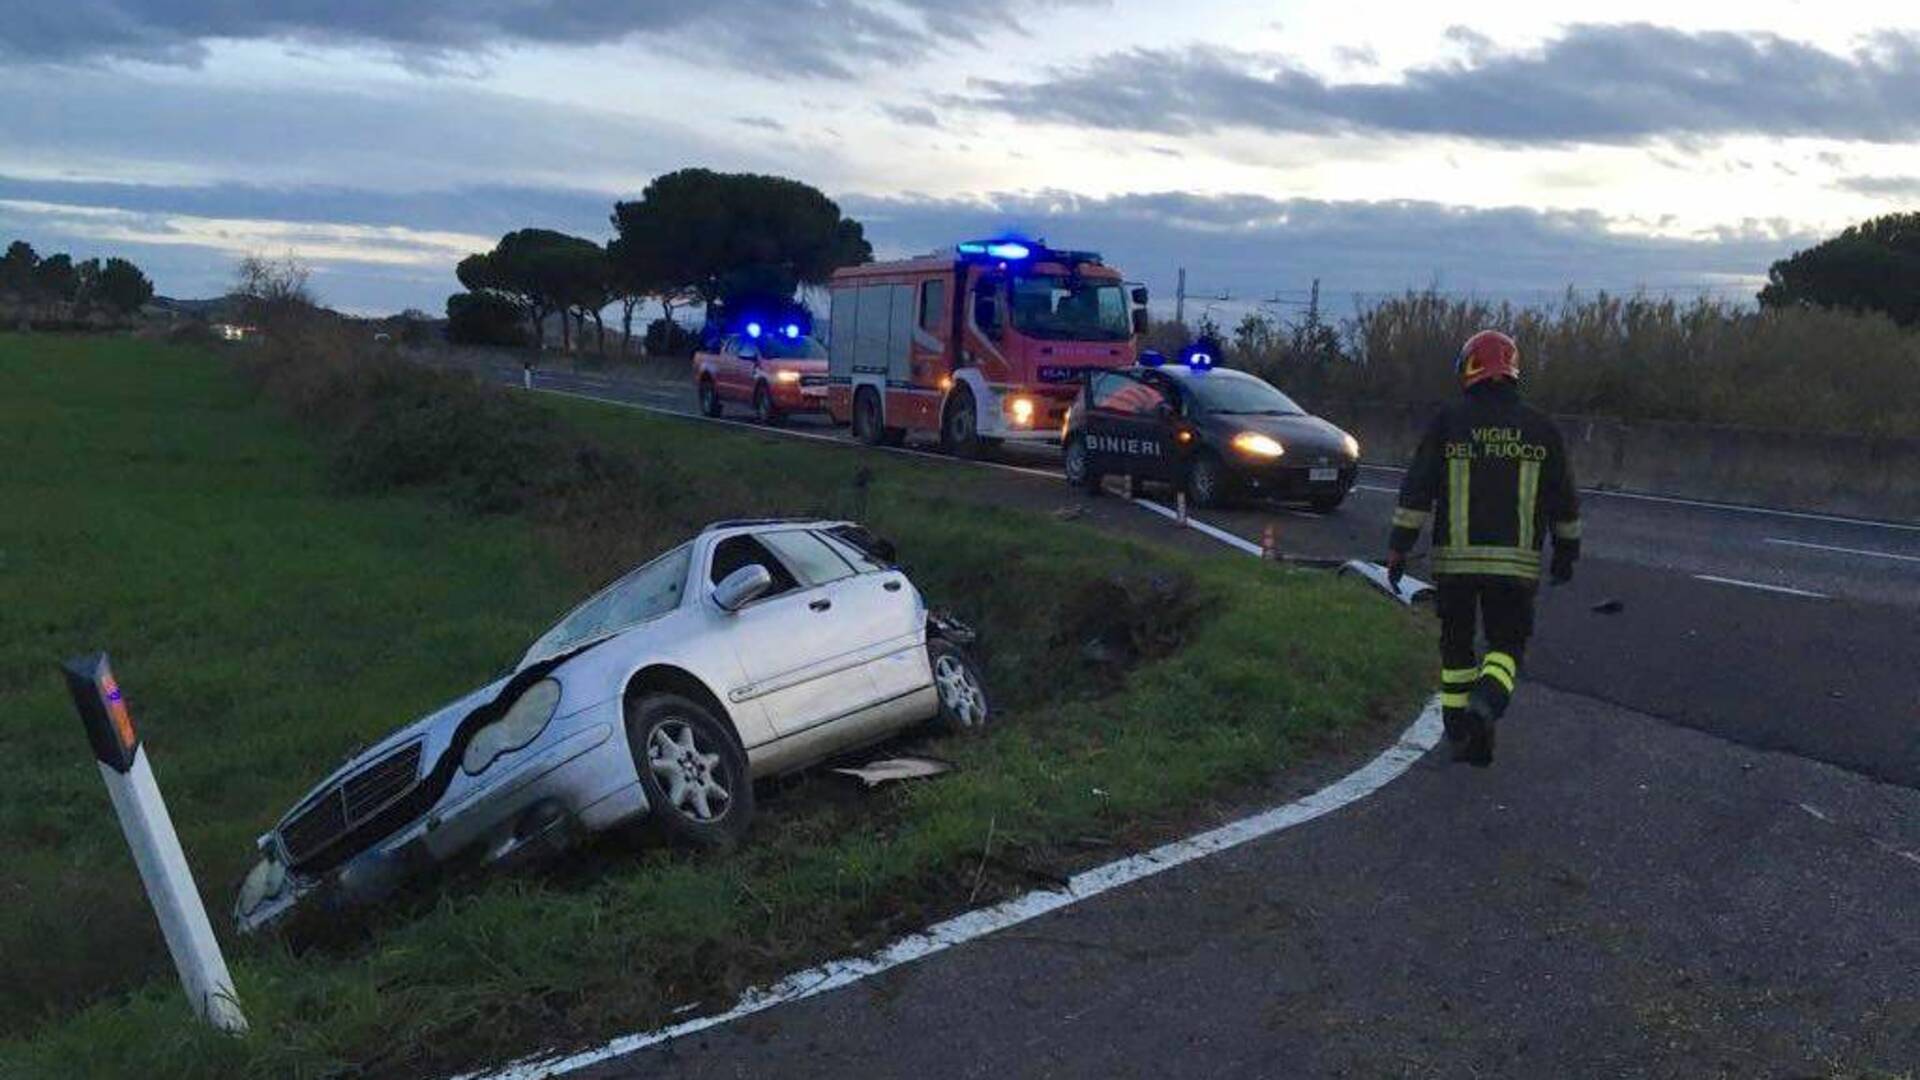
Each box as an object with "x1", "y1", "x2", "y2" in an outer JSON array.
[{"x1": 1061, "y1": 355, "x2": 1362, "y2": 510}]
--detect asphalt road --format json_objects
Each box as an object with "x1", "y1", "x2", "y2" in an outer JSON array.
[{"x1": 441, "y1": 354, "x2": 1920, "y2": 1078}]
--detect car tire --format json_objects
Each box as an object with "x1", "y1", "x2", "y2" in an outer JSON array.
[
  {"x1": 940, "y1": 387, "x2": 983, "y2": 459},
  {"x1": 926, "y1": 639, "x2": 991, "y2": 734},
  {"x1": 753, "y1": 382, "x2": 784, "y2": 426},
  {"x1": 697, "y1": 377, "x2": 723, "y2": 418},
  {"x1": 627, "y1": 692, "x2": 753, "y2": 849},
  {"x1": 1310, "y1": 491, "x2": 1346, "y2": 513},
  {"x1": 1187, "y1": 453, "x2": 1226, "y2": 509},
  {"x1": 1063, "y1": 433, "x2": 1102, "y2": 492},
  {"x1": 853, "y1": 387, "x2": 884, "y2": 445}
]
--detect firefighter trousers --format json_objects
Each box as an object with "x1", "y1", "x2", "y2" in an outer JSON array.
[{"x1": 1435, "y1": 576, "x2": 1535, "y2": 729}]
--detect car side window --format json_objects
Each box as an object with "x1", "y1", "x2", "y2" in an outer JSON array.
[
  {"x1": 818, "y1": 528, "x2": 890, "y2": 572},
  {"x1": 708, "y1": 535, "x2": 801, "y2": 599},
  {"x1": 759, "y1": 530, "x2": 857, "y2": 586},
  {"x1": 1090, "y1": 372, "x2": 1168, "y2": 416}
]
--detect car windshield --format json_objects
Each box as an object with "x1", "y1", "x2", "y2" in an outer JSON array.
[
  {"x1": 1183, "y1": 370, "x2": 1307, "y2": 416},
  {"x1": 521, "y1": 543, "x2": 692, "y2": 665},
  {"x1": 1008, "y1": 275, "x2": 1132, "y2": 341},
  {"x1": 749, "y1": 335, "x2": 827, "y2": 360}
]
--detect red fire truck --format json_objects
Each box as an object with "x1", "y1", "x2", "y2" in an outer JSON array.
[{"x1": 825, "y1": 239, "x2": 1148, "y2": 455}]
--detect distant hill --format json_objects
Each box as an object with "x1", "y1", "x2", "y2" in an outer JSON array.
[{"x1": 148, "y1": 294, "x2": 244, "y2": 320}]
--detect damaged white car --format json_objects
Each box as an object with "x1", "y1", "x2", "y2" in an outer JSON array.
[{"x1": 235, "y1": 519, "x2": 989, "y2": 932}]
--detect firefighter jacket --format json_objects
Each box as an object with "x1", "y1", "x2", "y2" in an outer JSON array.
[{"x1": 1388, "y1": 382, "x2": 1582, "y2": 581}]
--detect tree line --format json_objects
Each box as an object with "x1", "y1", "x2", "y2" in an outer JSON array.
[
  {"x1": 0, "y1": 240, "x2": 155, "y2": 322},
  {"x1": 448, "y1": 168, "x2": 871, "y2": 354}
]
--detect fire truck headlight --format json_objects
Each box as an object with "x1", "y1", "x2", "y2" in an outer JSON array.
[
  {"x1": 1232, "y1": 432, "x2": 1285, "y2": 458},
  {"x1": 1008, "y1": 397, "x2": 1035, "y2": 426},
  {"x1": 776, "y1": 370, "x2": 802, "y2": 384}
]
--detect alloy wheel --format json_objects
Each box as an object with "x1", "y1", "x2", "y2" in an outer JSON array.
[
  {"x1": 934, "y1": 654, "x2": 986, "y2": 728},
  {"x1": 647, "y1": 719, "x2": 732, "y2": 821}
]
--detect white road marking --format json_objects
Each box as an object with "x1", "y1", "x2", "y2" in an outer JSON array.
[
  {"x1": 1693, "y1": 574, "x2": 1830, "y2": 599},
  {"x1": 1765, "y1": 538, "x2": 1920, "y2": 564},
  {"x1": 1355, "y1": 463, "x2": 1920, "y2": 533},
  {"x1": 1356, "y1": 484, "x2": 1398, "y2": 494},
  {"x1": 461, "y1": 701, "x2": 1444, "y2": 1080},
  {"x1": 1131, "y1": 498, "x2": 1266, "y2": 556}
]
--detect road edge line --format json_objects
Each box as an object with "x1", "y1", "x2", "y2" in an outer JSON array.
[{"x1": 462, "y1": 700, "x2": 1442, "y2": 1080}]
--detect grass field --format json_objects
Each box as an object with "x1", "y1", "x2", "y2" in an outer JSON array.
[{"x1": 0, "y1": 332, "x2": 1426, "y2": 1078}]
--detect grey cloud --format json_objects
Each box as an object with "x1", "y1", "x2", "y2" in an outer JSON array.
[
  {"x1": 734, "y1": 116, "x2": 786, "y2": 132},
  {"x1": 840, "y1": 189, "x2": 1814, "y2": 310},
  {"x1": 0, "y1": 0, "x2": 1094, "y2": 79},
  {"x1": 0, "y1": 65, "x2": 776, "y2": 193},
  {"x1": 879, "y1": 103, "x2": 944, "y2": 128},
  {"x1": 962, "y1": 23, "x2": 1920, "y2": 144},
  {"x1": 1836, "y1": 175, "x2": 1920, "y2": 198}
]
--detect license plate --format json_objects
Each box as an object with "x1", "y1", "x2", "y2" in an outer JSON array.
[{"x1": 1309, "y1": 467, "x2": 1339, "y2": 482}]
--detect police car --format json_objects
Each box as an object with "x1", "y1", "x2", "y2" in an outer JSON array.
[{"x1": 1061, "y1": 353, "x2": 1361, "y2": 511}]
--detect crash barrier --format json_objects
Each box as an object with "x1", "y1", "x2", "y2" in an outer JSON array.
[
  {"x1": 1328, "y1": 400, "x2": 1920, "y2": 523},
  {"x1": 59, "y1": 653, "x2": 248, "y2": 1034}
]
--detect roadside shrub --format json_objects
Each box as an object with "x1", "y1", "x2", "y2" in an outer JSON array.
[
  {"x1": 643, "y1": 316, "x2": 699, "y2": 357},
  {"x1": 1230, "y1": 290, "x2": 1920, "y2": 437},
  {"x1": 446, "y1": 290, "x2": 528, "y2": 347}
]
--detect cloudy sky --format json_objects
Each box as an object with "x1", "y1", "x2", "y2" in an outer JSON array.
[{"x1": 4, "y1": 1, "x2": 1919, "y2": 317}]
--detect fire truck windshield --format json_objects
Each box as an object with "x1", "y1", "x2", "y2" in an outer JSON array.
[{"x1": 1008, "y1": 275, "x2": 1132, "y2": 341}]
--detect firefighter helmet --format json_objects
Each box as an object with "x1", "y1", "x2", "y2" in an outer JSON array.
[{"x1": 1457, "y1": 330, "x2": 1520, "y2": 389}]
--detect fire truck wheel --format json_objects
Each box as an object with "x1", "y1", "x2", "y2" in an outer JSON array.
[
  {"x1": 853, "y1": 387, "x2": 885, "y2": 445},
  {"x1": 1064, "y1": 433, "x2": 1102, "y2": 491},
  {"x1": 753, "y1": 383, "x2": 784, "y2": 426},
  {"x1": 941, "y1": 388, "x2": 983, "y2": 458},
  {"x1": 697, "y1": 377, "x2": 723, "y2": 418},
  {"x1": 927, "y1": 639, "x2": 991, "y2": 734}
]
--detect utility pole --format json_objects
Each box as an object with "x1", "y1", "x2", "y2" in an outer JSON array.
[
  {"x1": 1306, "y1": 278, "x2": 1321, "y2": 331},
  {"x1": 1174, "y1": 267, "x2": 1187, "y2": 325}
]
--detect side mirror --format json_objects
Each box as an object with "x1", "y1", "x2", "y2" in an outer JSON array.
[
  {"x1": 738, "y1": 343, "x2": 760, "y2": 361},
  {"x1": 713, "y1": 564, "x2": 773, "y2": 611},
  {"x1": 1131, "y1": 309, "x2": 1149, "y2": 334},
  {"x1": 1130, "y1": 286, "x2": 1149, "y2": 306},
  {"x1": 1155, "y1": 400, "x2": 1177, "y2": 420}
]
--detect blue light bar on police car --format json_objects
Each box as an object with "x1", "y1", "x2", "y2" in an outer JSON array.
[
  {"x1": 1183, "y1": 348, "x2": 1215, "y2": 370},
  {"x1": 782, "y1": 323, "x2": 801, "y2": 340}
]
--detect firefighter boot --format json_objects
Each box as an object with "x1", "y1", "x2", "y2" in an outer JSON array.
[{"x1": 1463, "y1": 691, "x2": 1498, "y2": 768}]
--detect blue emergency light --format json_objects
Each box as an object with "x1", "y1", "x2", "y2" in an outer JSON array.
[
  {"x1": 782, "y1": 323, "x2": 801, "y2": 340},
  {"x1": 958, "y1": 238, "x2": 1037, "y2": 262},
  {"x1": 1183, "y1": 349, "x2": 1215, "y2": 371},
  {"x1": 745, "y1": 321, "x2": 763, "y2": 339},
  {"x1": 1139, "y1": 349, "x2": 1166, "y2": 367}
]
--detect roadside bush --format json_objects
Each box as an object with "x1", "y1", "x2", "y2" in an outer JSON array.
[
  {"x1": 1231, "y1": 290, "x2": 1920, "y2": 437},
  {"x1": 445, "y1": 290, "x2": 528, "y2": 347},
  {"x1": 643, "y1": 316, "x2": 699, "y2": 357}
]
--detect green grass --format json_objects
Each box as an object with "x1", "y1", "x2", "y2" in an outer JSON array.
[{"x1": 1, "y1": 333, "x2": 1426, "y2": 1078}]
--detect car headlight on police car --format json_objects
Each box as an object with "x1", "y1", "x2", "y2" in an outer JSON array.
[
  {"x1": 1231, "y1": 432, "x2": 1285, "y2": 458},
  {"x1": 1343, "y1": 433, "x2": 1361, "y2": 459},
  {"x1": 463, "y1": 679, "x2": 561, "y2": 774}
]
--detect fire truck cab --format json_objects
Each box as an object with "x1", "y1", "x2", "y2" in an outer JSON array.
[{"x1": 826, "y1": 240, "x2": 1147, "y2": 456}]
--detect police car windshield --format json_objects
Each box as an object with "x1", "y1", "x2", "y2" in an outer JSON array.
[
  {"x1": 749, "y1": 336, "x2": 826, "y2": 360},
  {"x1": 1182, "y1": 370, "x2": 1306, "y2": 416},
  {"x1": 1009, "y1": 275, "x2": 1131, "y2": 341}
]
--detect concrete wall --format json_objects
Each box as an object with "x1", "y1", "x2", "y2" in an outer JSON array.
[{"x1": 1325, "y1": 399, "x2": 1920, "y2": 524}]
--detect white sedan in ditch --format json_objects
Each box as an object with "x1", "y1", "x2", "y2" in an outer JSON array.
[{"x1": 236, "y1": 518, "x2": 990, "y2": 932}]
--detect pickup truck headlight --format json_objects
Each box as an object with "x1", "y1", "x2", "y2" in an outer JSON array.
[
  {"x1": 462, "y1": 679, "x2": 561, "y2": 775},
  {"x1": 775, "y1": 370, "x2": 802, "y2": 384}
]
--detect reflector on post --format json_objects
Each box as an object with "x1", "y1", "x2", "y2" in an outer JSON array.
[{"x1": 60, "y1": 652, "x2": 248, "y2": 1034}]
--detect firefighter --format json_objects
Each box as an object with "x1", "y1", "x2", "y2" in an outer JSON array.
[{"x1": 1385, "y1": 330, "x2": 1581, "y2": 766}]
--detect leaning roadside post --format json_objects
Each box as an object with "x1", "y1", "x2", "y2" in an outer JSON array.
[{"x1": 60, "y1": 652, "x2": 248, "y2": 1034}]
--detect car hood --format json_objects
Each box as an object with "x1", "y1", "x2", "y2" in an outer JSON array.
[
  {"x1": 764, "y1": 358, "x2": 827, "y2": 374},
  {"x1": 1206, "y1": 412, "x2": 1354, "y2": 461}
]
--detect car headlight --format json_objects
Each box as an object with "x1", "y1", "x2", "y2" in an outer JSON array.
[
  {"x1": 775, "y1": 370, "x2": 802, "y2": 384},
  {"x1": 1343, "y1": 433, "x2": 1361, "y2": 459},
  {"x1": 462, "y1": 679, "x2": 561, "y2": 774},
  {"x1": 1008, "y1": 396, "x2": 1035, "y2": 425},
  {"x1": 1231, "y1": 432, "x2": 1285, "y2": 458}
]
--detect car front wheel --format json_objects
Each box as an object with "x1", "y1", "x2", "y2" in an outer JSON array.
[
  {"x1": 1063, "y1": 433, "x2": 1102, "y2": 492},
  {"x1": 753, "y1": 382, "x2": 784, "y2": 426},
  {"x1": 1187, "y1": 453, "x2": 1226, "y2": 508},
  {"x1": 627, "y1": 692, "x2": 753, "y2": 848},
  {"x1": 697, "y1": 377, "x2": 722, "y2": 418},
  {"x1": 927, "y1": 639, "x2": 991, "y2": 734}
]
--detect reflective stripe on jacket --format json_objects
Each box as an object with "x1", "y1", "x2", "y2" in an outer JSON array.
[{"x1": 1387, "y1": 383, "x2": 1581, "y2": 581}]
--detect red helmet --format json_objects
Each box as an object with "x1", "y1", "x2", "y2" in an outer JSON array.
[{"x1": 1457, "y1": 330, "x2": 1520, "y2": 389}]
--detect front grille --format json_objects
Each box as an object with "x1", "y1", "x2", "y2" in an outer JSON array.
[
  {"x1": 800, "y1": 374, "x2": 828, "y2": 387},
  {"x1": 280, "y1": 741, "x2": 423, "y2": 866}
]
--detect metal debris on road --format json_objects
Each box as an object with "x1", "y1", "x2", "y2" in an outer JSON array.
[
  {"x1": 1591, "y1": 598, "x2": 1626, "y2": 614},
  {"x1": 831, "y1": 756, "x2": 955, "y2": 788}
]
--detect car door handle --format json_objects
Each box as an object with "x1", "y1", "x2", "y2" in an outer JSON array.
[
  {"x1": 809, "y1": 598, "x2": 833, "y2": 612},
  {"x1": 882, "y1": 579, "x2": 902, "y2": 592}
]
